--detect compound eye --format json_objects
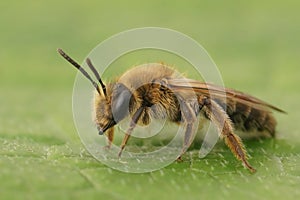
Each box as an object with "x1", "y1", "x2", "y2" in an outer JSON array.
[{"x1": 111, "y1": 83, "x2": 132, "y2": 123}]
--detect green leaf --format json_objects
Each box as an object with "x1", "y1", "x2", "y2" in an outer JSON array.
[{"x1": 1, "y1": 0, "x2": 299, "y2": 199}]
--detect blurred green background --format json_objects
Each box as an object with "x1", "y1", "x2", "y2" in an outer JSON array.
[{"x1": 1, "y1": 0, "x2": 299, "y2": 199}]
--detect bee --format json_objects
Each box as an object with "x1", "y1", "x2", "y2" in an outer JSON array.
[{"x1": 58, "y1": 48, "x2": 285, "y2": 173}]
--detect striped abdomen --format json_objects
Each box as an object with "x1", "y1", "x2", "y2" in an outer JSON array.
[{"x1": 215, "y1": 99, "x2": 277, "y2": 137}]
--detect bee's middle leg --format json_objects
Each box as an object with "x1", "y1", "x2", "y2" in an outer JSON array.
[
  {"x1": 176, "y1": 96, "x2": 210, "y2": 161},
  {"x1": 176, "y1": 99, "x2": 199, "y2": 161},
  {"x1": 176, "y1": 123, "x2": 196, "y2": 161}
]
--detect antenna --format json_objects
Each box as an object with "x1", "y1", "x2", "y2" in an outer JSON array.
[
  {"x1": 86, "y1": 58, "x2": 107, "y2": 96},
  {"x1": 57, "y1": 48, "x2": 100, "y2": 94}
]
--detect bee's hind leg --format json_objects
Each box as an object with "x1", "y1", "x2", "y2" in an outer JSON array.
[
  {"x1": 203, "y1": 99, "x2": 256, "y2": 173},
  {"x1": 118, "y1": 107, "x2": 144, "y2": 158}
]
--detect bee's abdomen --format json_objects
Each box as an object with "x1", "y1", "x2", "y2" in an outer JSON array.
[{"x1": 216, "y1": 100, "x2": 277, "y2": 136}]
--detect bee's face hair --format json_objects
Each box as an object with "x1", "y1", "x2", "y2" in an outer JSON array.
[{"x1": 57, "y1": 48, "x2": 106, "y2": 95}]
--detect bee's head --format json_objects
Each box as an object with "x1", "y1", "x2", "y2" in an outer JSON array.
[
  {"x1": 94, "y1": 86, "x2": 115, "y2": 135},
  {"x1": 57, "y1": 49, "x2": 131, "y2": 135},
  {"x1": 94, "y1": 83, "x2": 132, "y2": 135}
]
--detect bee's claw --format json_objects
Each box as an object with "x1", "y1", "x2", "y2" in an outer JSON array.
[
  {"x1": 118, "y1": 151, "x2": 122, "y2": 158},
  {"x1": 243, "y1": 159, "x2": 256, "y2": 173},
  {"x1": 118, "y1": 147, "x2": 124, "y2": 159},
  {"x1": 103, "y1": 145, "x2": 111, "y2": 150},
  {"x1": 176, "y1": 156, "x2": 183, "y2": 162}
]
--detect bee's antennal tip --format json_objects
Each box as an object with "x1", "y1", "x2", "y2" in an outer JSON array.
[
  {"x1": 57, "y1": 48, "x2": 63, "y2": 54},
  {"x1": 57, "y1": 48, "x2": 100, "y2": 94},
  {"x1": 86, "y1": 57, "x2": 92, "y2": 65}
]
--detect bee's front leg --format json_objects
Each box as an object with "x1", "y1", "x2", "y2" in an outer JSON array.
[{"x1": 118, "y1": 106, "x2": 144, "y2": 158}]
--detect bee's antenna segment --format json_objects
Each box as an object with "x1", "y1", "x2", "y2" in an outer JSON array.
[
  {"x1": 57, "y1": 48, "x2": 100, "y2": 94},
  {"x1": 86, "y1": 58, "x2": 107, "y2": 96}
]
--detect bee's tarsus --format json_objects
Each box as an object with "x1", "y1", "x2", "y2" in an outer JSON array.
[
  {"x1": 118, "y1": 147, "x2": 124, "y2": 158},
  {"x1": 244, "y1": 160, "x2": 256, "y2": 173}
]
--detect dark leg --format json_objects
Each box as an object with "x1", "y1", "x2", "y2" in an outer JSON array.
[{"x1": 118, "y1": 107, "x2": 144, "y2": 158}]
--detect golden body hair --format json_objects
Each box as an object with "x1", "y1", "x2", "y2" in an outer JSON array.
[{"x1": 93, "y1": 63, "x2": 283, "y2": 173}]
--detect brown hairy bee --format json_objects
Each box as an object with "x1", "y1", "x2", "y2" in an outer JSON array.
[{"x1": 58, "y1": 48, "x2": 285, "y2": 173}]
